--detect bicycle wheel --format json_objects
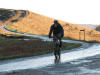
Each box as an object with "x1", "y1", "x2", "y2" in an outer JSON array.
[
  {"x1": 53, "y1": 38, "x2": 61, "y2": 60},
  {"x1": 56, "y1": 44, "x2": 60, "y2": 59}
]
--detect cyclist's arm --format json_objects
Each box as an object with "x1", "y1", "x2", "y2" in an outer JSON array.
[
  {"x1": 60, "y1": 25, "x2": 64, "y2": 37},
  {"x1": 49, "y1": 26, "x2": 53, "y2": 38},
  {"x1": 62, "y1": 27, "x2": 64, "y2": 37}
]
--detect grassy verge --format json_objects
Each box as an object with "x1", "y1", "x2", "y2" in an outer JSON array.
[
  {"x1": 63, "y1": 37, "x2": 99, "y2": 43},
  {"x1": 0, "y1": 36, "x2": 82, "y2": 60}
]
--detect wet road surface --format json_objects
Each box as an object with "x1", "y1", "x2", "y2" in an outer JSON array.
[{"x1": 1, "y1": 54, "x2": 100, "y2": 75}]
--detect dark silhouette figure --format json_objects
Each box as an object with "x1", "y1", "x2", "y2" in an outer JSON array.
[
  {"x1": 49, "y1": 20, "x2": 64, "y2": 61},
  {"x1": 49, "y1": 20, "x2": 64, "y2": 47}
]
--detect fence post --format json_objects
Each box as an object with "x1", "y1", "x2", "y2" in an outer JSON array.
[
  {"x1": 84, "y1": 30, "x2": 85, "y2": 40},
  {"x1": 79, "y1": 30, "x2": 85, "y2": 41},
  {"x1": 79, "y1": 32, "x2": 81, "y2": 40}
]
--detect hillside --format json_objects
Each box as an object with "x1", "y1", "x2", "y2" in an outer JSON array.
[
  {"x1": 0, "y1": 8, "x2": 100, "y2": 42},
  {"x1": 0, "y1": 8, "x2": 28, "y2": 36}
]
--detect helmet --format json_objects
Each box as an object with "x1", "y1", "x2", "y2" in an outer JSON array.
[{"x1": 54, "y1": 20, "x2": 58, "y2": 24}]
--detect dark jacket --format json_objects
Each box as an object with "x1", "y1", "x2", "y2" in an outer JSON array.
[{"x1": 49, "y1": 23, "x2": 64, "y2": 38}]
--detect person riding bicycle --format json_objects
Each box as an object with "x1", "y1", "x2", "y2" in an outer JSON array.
[{"x1": 49, "y1": 20, "x2": 64, "y2": 47}]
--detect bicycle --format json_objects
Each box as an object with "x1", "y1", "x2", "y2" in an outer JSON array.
[{"x1": 52, "y1": 37, "x2": 61, "y2": 60}]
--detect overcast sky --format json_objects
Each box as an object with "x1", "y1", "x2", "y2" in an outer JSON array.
[{"x1": 0, "y1": 0, "x2": 100, "y2": 24}]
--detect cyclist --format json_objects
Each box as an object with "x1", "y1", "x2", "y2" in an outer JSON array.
[
  {"x1": 49, "y1": 20, "x2": 64, "y2": 59},
  {"x1": 49, "y1": 20, "x2": 64, "y2": 47}
]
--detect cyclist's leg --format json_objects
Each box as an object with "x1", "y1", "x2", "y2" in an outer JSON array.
[
  {"x1": 55, "y1": 39, "x2": 60, "y2": 59},
  {"x1": 56, "y1": 33, "x2": 62, "y2": 47},
  {"x1": 54, "y1": 50, "x2": 58, "y2": 59},
  {"x1": 59, "y1": 39, "x2": 62, "y2": 47},
  {"x1": 55, "y1": 33, "x2": 62, "y2": 59},
  {"x1": 56, "y1": 42, "x2": 60, "y2": 59},
  {"x1": 53, "y1": 35, "x2": 58, "y2": 59},
  {"x1": 53, "y1": 34, "x2": 61, "y2": 60}
]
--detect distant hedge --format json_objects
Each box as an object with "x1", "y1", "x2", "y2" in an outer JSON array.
[{"x1": 0, "y1": 9, "x2": 16, "y2": 22}]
